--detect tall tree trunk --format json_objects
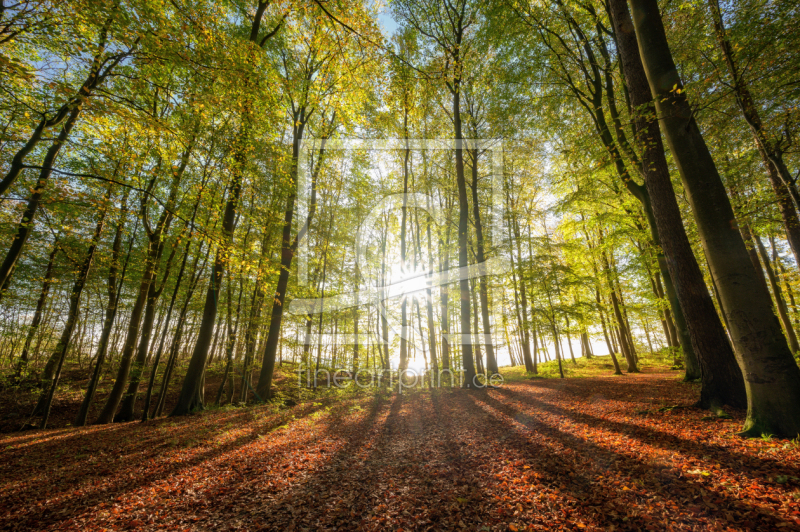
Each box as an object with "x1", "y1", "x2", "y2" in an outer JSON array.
[
  {"x1": 141, "y1": 229, "x2": 196, "y2": 421},
  {"x1": 627, "y1": 0, "x2": 800, "y2": 436},
  {"x1": 508, "y1": 206, "x2": 534, "y2": 372},
  {"x1": 469, "y1": 149, "x2": 498, "y2": 374},
  {"x1": 95, "y1": 251, "x2": 155, "y2": 423},
  {"x1": 170, "y1": 3, "x2": 279, "y2": 415},
  {"x1": 772, "y1": 236, "x2": 799, "y2": 327},
  {"x1": 600, "y1": 241, "x2": 639, "y2": 373},
  {"x1": 256, "y1": 114, "x2": 329, "y2": 400},
  {"x1": 753, "y1": 232, "x2": 799, "y2": 354},
  {"x1": 240, "y1": 229, "x2": 272, "y2": 401},
  {"x1": 470, "y1": 277, "x2": 485, "y2": 377},
  {"x1": 552, "y1": 5, "x2": 701, "y2": 380},
  {"x1": 35, "y1": 186, "x2": 110, "y2": 428},
  {"x1": 16, "y1": 243, "x2": 58, "y2": 377},
  {"x1": 706, "y1": 0, "x2": 800, "y2": 263},
  {"x1": 452, "y1": 88, "x2": 476, "y2": 388},
  {"x1": 424, "y1": 209, "x2": 439, "y2": 379},
  {"x1": 589, "y1": 250, "x2": 623, "y2": 376},
  {"x1": 438, "y1": 200, "x2": 452, "y2": 372},
  {"x1": 75, "y1": 193, "x2": 132, "y2": 426},
  {"x1": 96, "y1": 158, "x2": 183, "y2": 423},
  {"x1": 399, "y1": 110, "x2": 411, "y2": 374},
  {"x1": 116, "y1": 240, "x2": 178, "y2": 422},
  {"x1": 653, "y1": 271, "x2": 679, "y2": 348},
  {"x1": 550, "y1": 320, "x2": 565, "y2": 379},
  {"x1": 581, "y1": 331, "x2": 593, "y2": 359},
  {"x1": 608, "y1": 0, "x2": 741, "y2": 401},
  {"x1": 380, "y1": 222, "x2": 391, "y2": 371},
  {"x1": 153, "y1": 239, "x2": 210, "y2": 418},
  {"x1": 564, "y1": 317, "x2": 577, "y2": 365}
]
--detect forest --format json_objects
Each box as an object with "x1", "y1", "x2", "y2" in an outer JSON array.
[{"x1": 1, "y1": 0, "x2": 800, "y2": 530}]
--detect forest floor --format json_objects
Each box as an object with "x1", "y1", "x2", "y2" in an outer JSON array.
[{"x1": 2, "y1": 361, "x2": 800, "y2": 531}]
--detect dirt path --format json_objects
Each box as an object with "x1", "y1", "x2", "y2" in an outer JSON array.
[{"x1": 2, "y1": 372, "x2": 799, "y2": 530}]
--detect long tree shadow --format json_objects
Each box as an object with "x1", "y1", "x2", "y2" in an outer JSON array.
[
  {"x1": 203, "y1": 389, "x2": 501, "y2": 531},
  {"x1": 351, "y1": 390, "x2": 497, "y2": 529},
  {"x1": 515, "y1": 373, "x2": 699, "y2": 406},
  {"x1": 0, "y1": 400, "x2": 333, "y2": 529},
  {"x1": 469, "y1": 390, "x2": 794, "y2": 530},
  {"x1": 183, "y1": 392, "x2": 395, "y2": 530},
  {"x1": 493, "y1": 384, "x2": 800, "y2": 481},
  {"x1": 0, "y1": 407, "x2": 281, "y2": 494}
]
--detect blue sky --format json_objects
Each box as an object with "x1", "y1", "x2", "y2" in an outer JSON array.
[{"x1": 378, "y1": 9, "x2": 398, "y2": 36}]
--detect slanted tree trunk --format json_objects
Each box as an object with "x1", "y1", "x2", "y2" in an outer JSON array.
[
  {"x1": 753, "y1": 232, "x2": 799, "y2": 354},
  {"x1": 0, "y1": 12, "x2": 120, "y2": 198},
  {"x1": 628, "y1": 0, "x2": 800, "y2": 436},
  {"x1": 75, "y1": 191, "x2": 132, "y2": 426},
  {"x1": 772, "y1": 236, "x2": 799, "y2": 327},
  {"x1": 608, "y1": 0, "x2": 741, "y2": 399},
  {"x1": 96, "y1": 155, "x2": 183, "y2": 424},
  {"x1": 600, "y1": 241, "x2": 639, "y2": 373},
  {"x1": 0, "y1": 15, "x2": 134, "y2": 290},
  {"x1": 706, "y1": 0, "x2": 800, "y2": 264},
  {"x1": 141, "y1": 219, "x2": 199, "y2": 421},
  {"x1": 153, "y1": 239, "x2": 210, "y2": 418},
  {"x1": 652, "y1": 271, "x2": 679, "y2": 349},
  {"x1": 586, "y1": 237, "x2": 623, "y2": 376},
  {"x1": 116, "y1": 238, "x2": 179, "y2": 422},
  {"x1": 0, "y1": 105, "x2": 81, "y2": 291}
]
